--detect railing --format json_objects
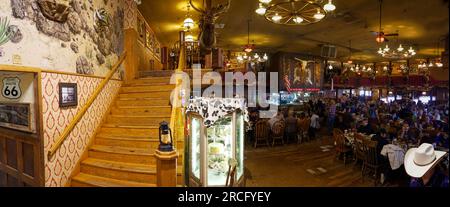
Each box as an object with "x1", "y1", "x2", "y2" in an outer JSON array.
[
  {"x1": 170, "y1": 46, "x2": 186, "y2": 148},
  {"x1": 47, "y1": 52, "x2": 127, "y2": 160}
]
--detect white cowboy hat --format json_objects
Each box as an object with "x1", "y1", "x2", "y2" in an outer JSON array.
[{"x1": 404, "y1": 143, "x2": 447, "y2": 178}]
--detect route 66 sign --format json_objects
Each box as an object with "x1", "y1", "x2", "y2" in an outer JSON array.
[{"x1": 2, "y1": 77, "x2": 22, "y2": 99}]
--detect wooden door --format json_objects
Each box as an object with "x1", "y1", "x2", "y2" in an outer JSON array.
[{"x1": 0, "y1": 129, "x2": 42, "y2": 187}]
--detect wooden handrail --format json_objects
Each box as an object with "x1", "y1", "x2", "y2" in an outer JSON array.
[
  {"x1": 47, "y1": 52, "x2": 127, "y2": 160},
  {"x1": 169, "y1": 46, "x2": 186, "y2": 147}
]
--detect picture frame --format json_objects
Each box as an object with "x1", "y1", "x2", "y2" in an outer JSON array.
[
  {"x1": 146, "y1": 28, "x2": 153, "y2": 50},
  {"x1": 59, "y1": 83, "x2": 78, "y2": 107},
  {"x1": 0, "y1": 102, "x2": 32, "y2": 132},
  {"x1": 137, "y1": 16, "x2": 146, "y2": 44}
]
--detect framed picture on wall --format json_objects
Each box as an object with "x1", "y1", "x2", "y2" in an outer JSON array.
[
  {"x1": 146, "y1": 28, "x2": 153, "y2": 50},
  {"x1": 59, "y1": 83, "x2": 78, "y2": 107},
  {"x1": 0, "y1": 102, "x2": 32, "y2": 132},
  {"x1": 137, "y1": 16, "x2": 146, "y2": 44}
]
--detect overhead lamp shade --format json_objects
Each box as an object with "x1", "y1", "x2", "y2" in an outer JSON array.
[
  {"x1": 378, "y1": 48, "x2": 383, "y2": 54},
  {"x1": 185, "y1": 34, "x2": 194, "y2": 42},
  {"x1": 254, "y1": 53, "x2": 260, "y2": 59},
  {"x1": 183, "y1": 17, "x2": 194, "y2": 29},
  {"x1": 397, "y1": 44, "x2": 404, "y2": 52},
  {"x1": 256, "y1": 3, "x2": 266, "y2": 15},
  {"x1": 263, "y1": 53, "x2": 268, "y2": 60},
  {"x1": 324, "y1": 0, "x2": 336, "y2": 12},
  {"x1": 259, "y1": 0, "x2": 272, "y2": 4},
  {"x1": 376, "y1": 35, "x2": 385, "y2": 43},
  {"x1": 313, "y1": 9, "x2": 325, "y2": 20},
  {"x1": 383, "y1": 45, "x2": 390, "y2": 52},
  {"x1": 272, "y1": 13, "x2": 282, "y2": 22},
  {"x1": 293, "y1": 16, "x2": 304, "y2": 24}
]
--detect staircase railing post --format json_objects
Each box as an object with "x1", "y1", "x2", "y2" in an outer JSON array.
[{"x1": 155, "y1": 150, "x2": 179, "y2": 187}]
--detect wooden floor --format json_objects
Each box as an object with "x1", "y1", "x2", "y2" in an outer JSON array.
[{"x1": 244, "y1": 136, "x2": 407, "y2": 187}]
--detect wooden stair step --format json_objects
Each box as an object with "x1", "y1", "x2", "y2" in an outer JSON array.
[
  {"x1": 89, "y1": 145, "x2": 156, "y2": 165},
  {"x1": 90, "y1": 145, "x2": 155, "y2": 156},
  {"x1": 111, "y1": 106, "x2": 171, "y2": 116},
  {"x1": 71, "y1": 173, "x2": 155, "y2": 187},
  {"x1": 80, "y1": 158, "x2": 157, "y2": 183},
  {"x1": 121, "y1": 85, "x2": 175, "y2": 93},
  {"x1": 119, "y1": 91, "x2": 171, "y2": 99},
  {"x1": 99, "y1": 127, "x2": 159, "y2": 137},
  {"x1": 116, "y1": 99, "x2": 170, "y2": 107},
  {"x1": 107, "y1": 116, "x2": 170, "y2": 126},
  {"x1": 95, "y1": 134, "x2": 184, "y2": 149},
  {"x1": 102, "y1": 124, "x2": 160, "y2": 129}
]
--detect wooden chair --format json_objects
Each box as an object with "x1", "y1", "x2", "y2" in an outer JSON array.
[
  {"x1": 335, "y1": 133, "x2": 352, "y2": 165},
  {"x1": 297, "y1": 118, "x2": 310, "y2": 144},
  {"x1": 333, "y1": 128, "x2": 343, "y2": 137},
  {"x1": 353, "y1": 133, "x2": 366, "y2": 168},
  {"x1": 271, "y1": 121, "x2": 285, "y2": 147},
  {"x1": 254, "y1": 120, "x2": 270, "y2": 148},
  {"x1": 362, "y1": 139, "x2": 382, "y2": 186}
]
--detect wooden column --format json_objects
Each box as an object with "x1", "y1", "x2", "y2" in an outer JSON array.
[{"x1": 155, "y1": 150, "x2": 178, "y2": 187}]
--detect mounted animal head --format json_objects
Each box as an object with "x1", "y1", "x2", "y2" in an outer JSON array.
[{"x1": 189, "y1": 0, "x2": 231, "y2": 51}]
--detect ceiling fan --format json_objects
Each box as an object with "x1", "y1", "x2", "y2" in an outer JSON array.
[{"x1": 370, "y1": 0, "x2": 398, "y2": 43}]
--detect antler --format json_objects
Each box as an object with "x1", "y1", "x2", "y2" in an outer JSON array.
[
  {"x1": 212, "y1": 0, "x2": 231, "y2": 17},
  {"x1": 190, "y1": 0, "x2": 205, "y2": 14}
]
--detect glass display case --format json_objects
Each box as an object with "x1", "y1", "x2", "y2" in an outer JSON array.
[{"x1": 185, "y1": 98, "x2": 246, "y2": 187}]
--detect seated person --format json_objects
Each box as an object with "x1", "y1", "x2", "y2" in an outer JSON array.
[
  {"x1": 285, "y1": 112, "x2": 298, "y2": 142},
  {"x1": 434, "y1": 132, "x2": 449, "y2": 149},
  {"x1": 405, "y1": 143, "x2": 448, "y2": 187},
  {"x1": 268, "y1": 110, "x2": 285, "y2": 129},
  {"x1": 372, "y1": 128, "x2": 390, "y2": 158},
  {"x1": 357, "y1": 119, "x2": 374, "y2": 135}
]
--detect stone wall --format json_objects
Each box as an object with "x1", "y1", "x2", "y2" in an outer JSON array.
[{"x1": 0, "y1": 0, "x2": 125, "y2": 77}]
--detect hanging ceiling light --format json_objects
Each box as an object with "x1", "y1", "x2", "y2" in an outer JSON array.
[
  {"x1": 259, "y1": 0, "x2": 272, "y2": 3},
  {"x1": 293, "y1": 16, "x2": 304, "y2": 24},
  {"x1": 272, "y1": 13, "x2": 282, "y2": 22},
  {"x1": 397, "y1": 44, "x2": 404, "y2": 52},
  {"x1": 183, "y1": 3, "x2": 194, "y2": 30},
  {"x1": 323, "y1": 0, "x2": 336, "y2": 12},
  {"x1": 263, "y1": 53, "x2": 269, "y2": 60},
  {"x1": 255, "y1": 3, "x2": 267, "y2": 15},
  {"x1": 314, "y1": 9, "x2": 325, "y2": 20},
  {"x1": 259, "y1": 0, "x2": 332, "y2": 26},
  {"x1": 185, "y1": 34, "x2": 194, "y2": 42},
  {"x1": 328, "y1": 64, "x2": 333, "y2": 70}
]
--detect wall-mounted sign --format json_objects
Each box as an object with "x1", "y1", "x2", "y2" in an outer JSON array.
[
  {"x1": 2, "y1": 77, "x2": 22, "y2": 99},
  {"x1": 59, "y1": 83, "x2": 78, "y2": 107},
  {"x1": 12, "y1": 54, "x2": 22, "y2": 65}
]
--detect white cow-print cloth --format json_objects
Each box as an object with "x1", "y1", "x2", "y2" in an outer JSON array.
[{"x1": 186, "y1": 97, "x2": 249, "y2": 127}]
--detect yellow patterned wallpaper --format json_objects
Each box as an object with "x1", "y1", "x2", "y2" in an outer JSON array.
[{"x1": 41, "y1": 72, "x2": 121, "y2": 187}]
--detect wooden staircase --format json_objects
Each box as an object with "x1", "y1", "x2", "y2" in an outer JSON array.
[{"x1": 71, "y1": 75, "x2": 184, "y2": 187}]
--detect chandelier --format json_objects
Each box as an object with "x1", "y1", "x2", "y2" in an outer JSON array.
[
  {"x1": 237, "y1": 52, "x2": 269, "y2": 64},
  {"x1": 377, "y1": 44, "x2": 416, "y2": 59},
  {"x1": 255, "y1": 0, "x2": 336, "y2": 26},
  {"x1": 183, "y1": 2, "x2": 195, "y2": 31}
]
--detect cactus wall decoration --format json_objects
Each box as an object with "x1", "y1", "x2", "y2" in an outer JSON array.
[{"x1": 0, "y1": 17, "x2": 11, "y2": 46}]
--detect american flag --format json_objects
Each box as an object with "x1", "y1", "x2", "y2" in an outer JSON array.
[{"x1": 284, "y1": 74, "x2": 291, "y2": 93}]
